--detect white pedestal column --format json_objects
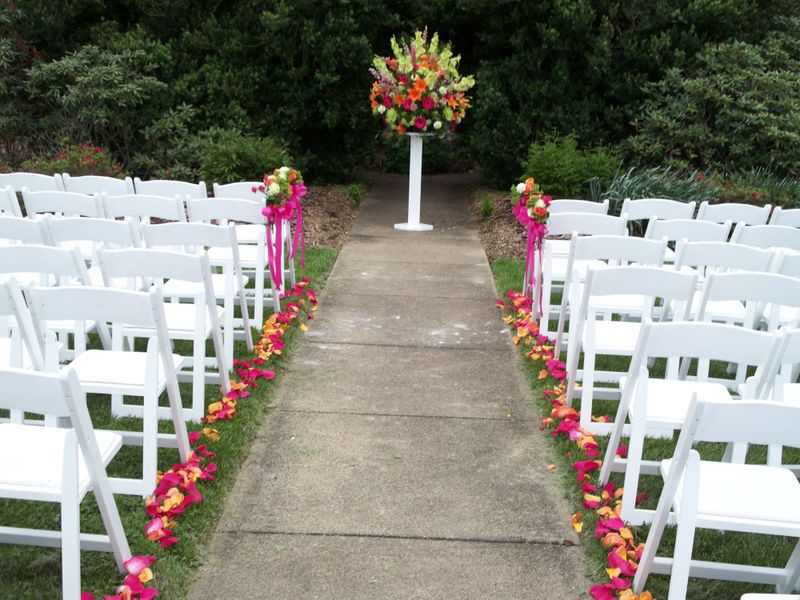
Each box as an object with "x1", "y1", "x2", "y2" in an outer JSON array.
[{"x1": 395, "y1": 132, "x2": 433, "y2": 231}]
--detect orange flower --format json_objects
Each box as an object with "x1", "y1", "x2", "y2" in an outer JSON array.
[
  {"x1": 397, "y1": 123, "x2": 407, "y2": 135},
  {"x1": 413, "y1": 77, "x2": 427, "y2": 92},
  {"x1": 407, "y1": 87, "x2": 422, "y2": 101}
]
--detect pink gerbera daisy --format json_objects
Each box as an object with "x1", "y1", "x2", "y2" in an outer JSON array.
[
  {"x1": 414, "y1": 116, "x2": 427, "y2": 130},
  {"x1": 402, "y1": 98, "x2": 414, "y2": 110},
  {"x1": 421, "y1": 96, "x2": 435, "y2": 110}
]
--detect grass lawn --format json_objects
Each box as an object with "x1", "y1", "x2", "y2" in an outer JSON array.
[
  {"x1": 492, "y1": 258, "x2": 800, "y2": 599},
  {"x1": 0, "y1": 247, "x2": 338, "y2": 599}
]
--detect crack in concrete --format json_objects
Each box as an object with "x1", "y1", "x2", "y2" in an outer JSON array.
[{"x1": 219, "y1": 529, "x2": 579, "y2": 548}]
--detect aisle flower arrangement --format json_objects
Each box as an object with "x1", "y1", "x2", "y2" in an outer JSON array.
[
  {"x1": 83, "y1": 279, "x2": 318, "y2": 599},
  {"x1": 511, "y1": 177, "x2": 551, "y2": 303},
  {"x1": 369, "y1": 29, "x2": 475, "y2": 136},
  {"x1": 497, "y1": 290, "x2": 653, "y2": 600},
  {"x1": 255, "y1": 167, "x2": 308, "y2": 290}
]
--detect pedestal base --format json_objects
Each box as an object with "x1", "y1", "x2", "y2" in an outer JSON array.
[{"x1": 394, "y1": 222, "x2": 433, "y2": 232}]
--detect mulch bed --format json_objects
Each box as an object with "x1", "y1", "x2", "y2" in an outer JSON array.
[
  {"x1": 470, "y1": 188, "x2": 526, "y2": 262},
  {"x1": 302, "y1": 184, "x2": 358, "y2": 251}
]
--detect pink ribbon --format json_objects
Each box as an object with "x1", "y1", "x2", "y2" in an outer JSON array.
[
  {"x1": 289, "y1": 182, "x2": 308, "y2": 267},
  {"x1": 262, "y1": 203, "x2": 295, "y2": 292},
  {"x1": 514, "y1": 199, "x2": 548, "y2": 315}
]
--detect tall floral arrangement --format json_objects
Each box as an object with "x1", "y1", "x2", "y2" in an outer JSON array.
[
  {"x1": 370, "y1": 29, "x2": 475, "y2": 136},
  {"x1": 255, "y1": 166, "x2": 308, "y2": 291}
]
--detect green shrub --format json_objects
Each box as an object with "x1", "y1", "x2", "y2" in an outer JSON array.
[
  {"x1": 628, "y1": 23, "x2": 800, "y2": 176},
  {"x1": 376, "y1": 133, "x2": 472, "y2": 175},
  {"x1": 522, "y1": 135, "x2": 620, "y2": 198},
  {"x1": 20, "y1": 142, "x2": 124, "y2": 177},
  {"x1": 480, "y1": 197, "x2": 493, "y2": 219},
  {"x1": 602, "y1": 166, "x2": 715, "y2": 216},
  {"x1": 346, "y1": 182, "x2": 365, "y2": 207},
  {"x1": 708, "y1": 169, "x2": 800, "y2": 209},
  {"x1": 199, "y1": 131, "x2": 293, "y2": 185}
]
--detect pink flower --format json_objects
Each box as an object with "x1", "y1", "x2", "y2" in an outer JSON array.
[
  {"x1": 421, "y1": 96, "x2": 435, "y2": 110},
  {"x1": 414, "y1": 116, "x2": 427, "y2": 130},
  {"x1": 402, "y1": 98, "x2": 414, "y2": 110},
  {"x1": 124, "y1": 555, "x2": 156, "y2": 576},
  {"x1": 382, "y1": 96, "x2": 393, "y2": 108}
]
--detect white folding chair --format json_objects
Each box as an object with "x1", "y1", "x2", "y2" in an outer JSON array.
[
  {"x1": 212, "y1": 182, "x2": 296, "y2": 287},
  {"x1": 548, "y1": 199, "x2": 609, "y2": 214},
  {"x1": 554, "y1": 235, "x2": 667, "y2": 355},
  {"x1": 134, "y1": 177, "x2": 207, "y2": 200},
  {"x1": 141, "y1": 222, "x2": 253, "y2": 368},
  {"x1": 42, "y1": 215, "x2": 141, "y2": 284},
  {"x1": 533, "y1": 212, "x2": 628, "y2": 330},
  {"x1": 21, "y1": 190, "x2": 105, "y2": 218},
  {"x1": 187, "y1": 197, "x2": 276, "y2": 321},
  {"x1": 25, "y1": 285, "x2": 191, "y2": 497},
  {"x1": 0, "y1": 172, "x2": 64, "y2": 192},
  {"x1": 674, "y1": 240, "x2": 775, "y2": 324},
  {"x1": 770, "y1": 207, "x2": 800, "y2": 227},
  {"x1": 98, "y1": 247, "x2": 230, "y2": 422},
  {"x1": 633, "y1": 397, "x2": 800, "y2": 598},
  {"x1": 564, "y1": 265, "x2": 697, "y2": 435},
  {"x1": 0, "y1": 367, "x2": 131, "y2": 599},
  {"x1": 645, "y1": 217, "x2": 732, "y2": 260},
  {"x1": 0, "y1": 278, "x2": 44, "y2": 374},
  {"x1": 1, "y1": 187, "x2": 23, "y2": 217},
  {"x1": 103, "y1": 193, "x2": 186, "y2": 224},
  {"x1": 696, "y1": 201, "x2": 771, "y2": 226},
  {"x1": 621, "y1": 197, "x2": 697, "y2": 222},
  {"x1": 732, "y1": 223, "x2": 800, "y2": 252},
  {"x1": 61, "y1": 173, "x2": 133, "y2": 196},
  {"x1": 760, "y1": 329, "x2": 800, "y2": 475},
  {"x1": 0, "y1": 215, "x2": 49, "y2": 246},
  {"x1": 598, "y1": 320, "x2": 780, "y2": 525}
]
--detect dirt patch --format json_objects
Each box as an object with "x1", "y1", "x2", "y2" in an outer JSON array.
[
  {"x1": 470, "y1": 188, "x2": 526, "y2": 262},
  {"x1": 302, "y1": 184, "x2": 358, "y2": 251}
]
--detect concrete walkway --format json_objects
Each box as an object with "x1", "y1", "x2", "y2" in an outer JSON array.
[{"x1": 191, "y1": 173, "x2": 589, "y2": 598}]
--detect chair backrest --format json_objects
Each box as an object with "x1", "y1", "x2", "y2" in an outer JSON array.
[
  {"x1": 1, "y1": 187, "x2": 23, "y2": 217},
  {"x1": 620, "y1": 197, "x2": 696, "y2": 221},
  {"x1": 571, "y1": 235, "x2": 667, "y2": 265},
  {"x1": 0, "y1": 172, "x2": 64, "y2": 192},
  {"x1": 141, "y1": 221, "x2": 238, "y2": 250},
  {"x1": 645, "y1": 218, "x2": 731, "y2": 244},
  {"x1": 61, "y1": 173, "x2": 134, "y2": 195},
  {"x1": 0, "y1": 279, "x2": 45, "y2": 370},
  {"x1": 0, "y1": 215, "x2": 48, "y2": 244},
  {"x1": 134, "y1": 178, "x2": 207, "y2": 199},
  {"x1": 0, "y1": 245, "x2": 91, "y2": 284},
  {"x1": 546, "y1": 212, "x2": 628, "y2": 237},
  {"x1": 696, "y1": 271, "x2": 800, "y2": 330},
  {"x1": 731, "y1": 223, "x2": 800, "y2": 252},
  {"x1": 548, "y1": 199, "x2": 609, "y2": 215},
  {"x1": 212, "y1": 181, "x2": 264, "y2": 201},
  {"x1": 673, "y1": 240, "x2": 774, "y2": 274},
  {"x1": 773, "y1": 250, "x2": 800, "y2": 278},
  {"x1": 769, "y1": 206, "x2": 800, "y2": 227},
  {"x1": 0, "y1": 366, "x2": 80, "y2": 419},
  {"x1": 99, "y1": 247, "x2": 210, "y2": 287},
  {"x1": 186, "y1": 197, "x2": 266, "y2": 225},
  {"x1": 103, "y1": 193, "x2": 186, "y2": 223},
  {"x1": 21, "y1": 190, "x2": 104, "y2": 218},
  {"x1": 42, "y1": 214, "x2": 141, "y2": 249},
  {"x1": 696, "y1": 201, "x2": 771, "y2": 226}
]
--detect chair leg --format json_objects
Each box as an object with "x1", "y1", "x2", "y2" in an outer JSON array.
[
  {"x1": 778, "y1": 539, "x2": 800, "y2": 594},
  {"x1": 668, "y1": 451, "x2": 701, "y2": 600},
  {"x1": 61, "y1": 432, "x2": 81, "y2": 600},
  {"x1": 191, "y1": 336, "x2": 204, "y2": 422}
]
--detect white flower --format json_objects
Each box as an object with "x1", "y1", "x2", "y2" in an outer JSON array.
[
  {"x1": 378, "y1": 105, "x2": 386, "y2": 114},
  {"x1": 439, "y1": 86, "x2": 447, "y2": 96},
  {"x1": 433, "y1": 120, "x2": 443, "y2": 130},
  {"x1": 279, "y1": 166, "x2": 290, "y2": 174},
  {"x1": 535, "y1": 198, "x2": 545, "y2": 208},
  {"x1": 516, "y1": 183, "x2": 526, "y2": 194},
  {"x1": 268, "y1": 182, "x2": 280, "y2": 195},
  {"x1": 527, "y1": 207, "x2": 536, "y2": 218}
]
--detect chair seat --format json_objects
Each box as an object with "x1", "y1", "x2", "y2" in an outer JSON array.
[
  {"x1": 208, "y1": 245, "x2": 265, "y2": 267},
  {"x1": 0, "y1": 423, "x2": 121, "y2": 501},
  {"x1": 67, "y1": 350, "x2": 183, "y2": 391},
  {"x1": 623, "y1": 378, "x2": 732, "y2": 425},
  {"x1": 234, "y1": 223, "x2": 265, "y2": 245},
  {"x1": 661, "y1": 459, "x2": 800, "y2": 526},
  {"x1": 583, "y1": 320, "x2": 642, "y2": 354},
  {"x1": 550, "y1": 257, "x2": 604, "y2": 280}
]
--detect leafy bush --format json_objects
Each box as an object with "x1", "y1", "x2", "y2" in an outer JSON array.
[
  {"x1": 602, "y1": 167, "x2": 715, "y2": 216},
  {"x1": 376, "y1": 134, "x2": 472, "y2": 174},
  {"x1": 198, "y1": 131, "x2": 293, "y2": 185},
  {"x1": 20, "y1": 142, "x2": 124, "y2": 177},
  {"x1": 628, "y1": 23, "x2": 800, "y2": 176},
  {"x1": 706, "y1": 169, "x2": 800, "y2": 209},
  {"x1": 346, "y1": 182, "x2": 365, "y2": 208},
  {"x1": 522, "y1": 135, "x2": 620, "y2": 198}
]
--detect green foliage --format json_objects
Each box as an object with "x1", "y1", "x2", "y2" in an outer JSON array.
[
  {"x1": 629, "y1": 21, "x2": 800, "y2": 176},
  {"x1": 346, "y1": 182, "x2": 365, "y2": 207},
  {"x1": 480, "y1": 197, "x2": 493, "y2": 219},
  {"x1": 522, "y1": 135, "x2": 620, "y2": 199},
  {"x1": 198, "y1": 131, "x2": 293, "y2": 185},
  {"x1": 25, "y1": 43, "x2": 169, "y2": 165},
  {"x1": 20, "y1": 142, "x2": 124, "y2": 177},
  {"x1": 602, "y1": 167, "x2": 715, "y2": 215},
  {"x1": 707, "y1": 169, "x2": 800, "y2": 209},
  {"x1": 376, "y1": 133, "x2": 471, "y2": 174}
]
